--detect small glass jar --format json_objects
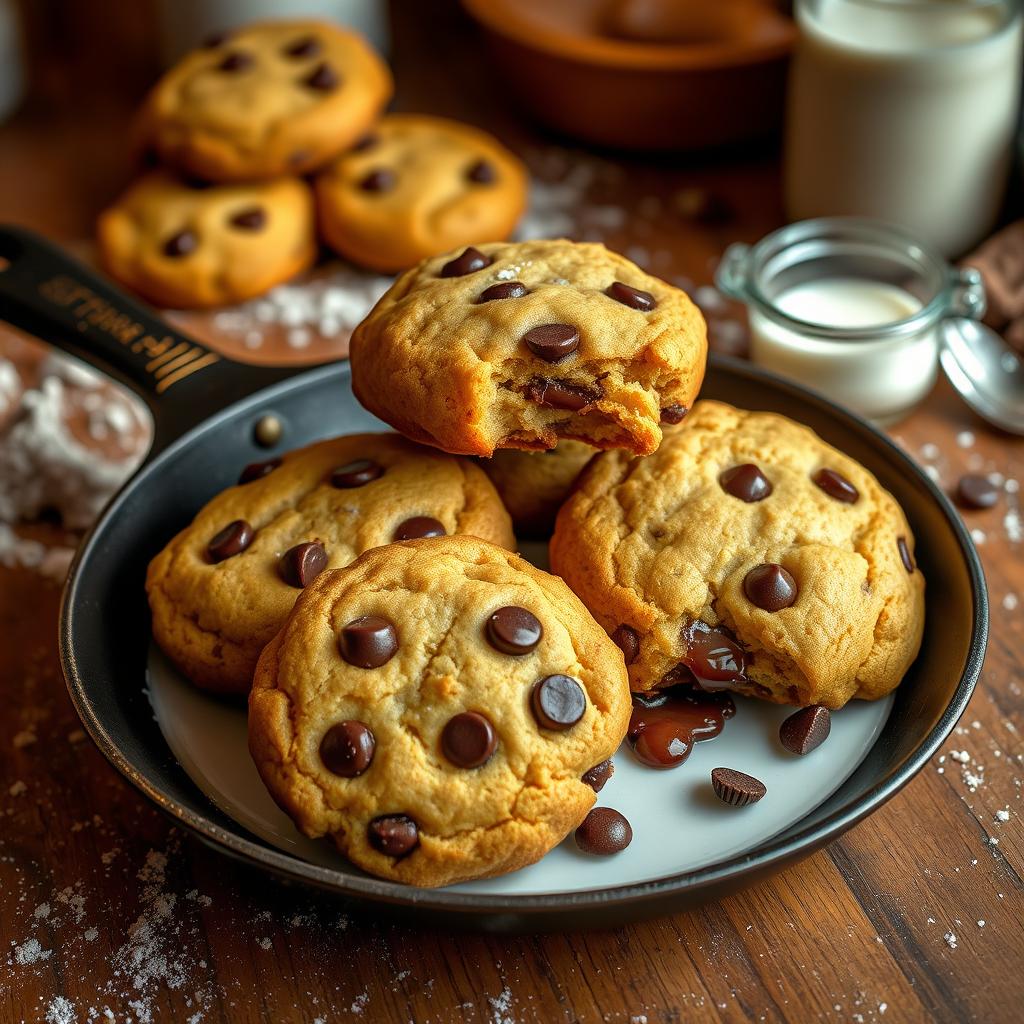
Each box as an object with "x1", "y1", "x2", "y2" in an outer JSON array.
[{"x1": 716, "y1": 218, "x2": 986, "y2": 424}]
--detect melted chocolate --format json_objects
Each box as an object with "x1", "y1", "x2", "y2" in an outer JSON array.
[
  {"x1": 678, "y1": 620, "x2": 747, "y2": 690},
  {"x1": 627, "y1": 684, "x2": 735, "y2": 769}
]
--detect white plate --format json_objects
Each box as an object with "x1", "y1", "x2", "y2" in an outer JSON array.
[{"x1": 146, "y1": 541, "x2": 892, "y2": 895}]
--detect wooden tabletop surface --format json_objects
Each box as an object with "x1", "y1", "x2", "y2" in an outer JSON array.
[{"x1": 1, "y1": 4, "x2": 1021, "y2": 1022}]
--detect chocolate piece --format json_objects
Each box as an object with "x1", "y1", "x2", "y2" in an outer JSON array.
[
  {"x1": 304, "y1": 62, "x2": 339, "y2": 91},
  {"x1": 163, "y1": 230, "x2": 197, "y2": 258},
  {"x1": 393, "y1": 516, "x2": 445, "y2": 541},
  {"x1": 466, "y1": 159, "x2": 495, "y2": 184},
  {"x1": 610, "y1": 624, "x2": 640, "y2": 665},
  {"x1": 440, "y1": 247, "x2": 491, "y2": 278},
  {"x1": 360, "y1": 168, "x2": 395, "y2": 193},
  {"x1": 531, "y1": 675, "x2": 586, "y2": 730},
  {"x1": 330, "y1": 459, "x2": 383, "y2": 488},
  {"x1": 575, "y1": 807, "x2": 632, "y2": 854},
  {"x1": 523, "y1": 323, "x2": 580, "y2": 362},
  {"x1": 368, "y1": 814, "x2": 419, "y2": 857},
  {"x1": 284, "y1": 36, "x2": 320, "y2": 58},
  {"x1": 744, "y1": 564, "x2": 798, "y2": 611},
  {"x1": 207, "y1": 520, "x2": 253, "y2": 562},
  {"x1": 711, "y1": 767, "x2": 766, "y2": 806},
  {"x1": 681, "y1": 620, "x2": 747, "y2": 690},
  {"x1": 628, "y1": 684, "x2": 735, "y2": 769},
  {"x1": 897, "y1": 536, "x2": 915, "y2": 574},
  {"x1": 660, "y1": 404, "x2": 688, "y2": 425},
  {"x1": 339, "y1": 615, "x2": 398, "y2": 668},
  {"x1": 278, "y1": 541, "x2": 328, "y2": 588},
  {"x1": 217, "y1": 51, "x2": 253, "y2": 72},
  {"x1": 525, "y1": 378, "x2": 600, "y2": 411},
  {"x1": 606, "y1": 281, "x2": 656, "y2": 311},
  {"x1": 813, "y1": 468, "x2": 859, "y2": 504},
  {"x1": 478, "y1": 282, "x2": 529, "y2": 302},
  {"x1": 486, "y1": 606, "x2": 542, "y2": 655},
  {"x1": 441, "y1": 712, "x2": 497, "y2": 768},
  {"x1": 719, "y1": 464, "x2": 772, "y2": 502},
  {"x1": 228, "y1": 206, "x2": 266, "y2": 231},
  {"x1": 582, "y1": 759, "x2": 614, "y2": 792},
  {"x1": 253, "y1": 414, "x2": 282, "y2": 448},
  {"x1": 238, "y1": 457, "x2": 281, "y2": 484},
  {"x1": 779, "y1": 705, "x2": 831, "y2": 755},
  {"x1": 956, "y1": 474, "x2": 999, "y2": 510},
  {"x1": 319, "y1": 721, "x2": 375, "y2": 777}
]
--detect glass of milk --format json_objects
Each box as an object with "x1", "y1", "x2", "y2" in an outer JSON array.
[
  {"x1": 715, "y1": 218, "x2": 986, "y2": 423},
  {"x1": 785, "y1": 0, "x2": 1023, "y2": 258}
]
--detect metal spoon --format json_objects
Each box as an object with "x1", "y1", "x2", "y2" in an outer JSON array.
[{"x1": 940, "y1": 318, "x2": 1024, "y2": 435}]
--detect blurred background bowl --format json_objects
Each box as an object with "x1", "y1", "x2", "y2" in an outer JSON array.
[{"x1": 461, "y1": 0, "x2": 795, "y2": 151}]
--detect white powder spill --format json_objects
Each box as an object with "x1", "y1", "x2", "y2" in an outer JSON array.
[{"x1": 944, "y1": 931, "x2": 958, "y2": 949}]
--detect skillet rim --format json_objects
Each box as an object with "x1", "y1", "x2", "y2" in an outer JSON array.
[{"x1": 58, "y1": 354, "x2": 988, "y2": 916}]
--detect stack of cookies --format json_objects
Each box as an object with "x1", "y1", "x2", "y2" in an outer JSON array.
[
  {"x1": 148, "y1": 236, "x2": 926, "y2": 887},
  {"x1": 97, "y1": 20, "x2": 529, "y2": 310}
]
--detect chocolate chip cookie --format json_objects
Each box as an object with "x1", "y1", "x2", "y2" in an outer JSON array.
[
  {"x1": 147, "y1": 434, "x2": 514, "y2": 694},
  {"x1": 550, "y1": 401, "x2": 925, "y2": 709},
  {"x1": 98, "y1": 171, "x2": 317, "y2": 308},
  {"x1": 248, "y1": 535, "x2": 631, "y2": 887},
  {"x1": 314, "y1": 114, "x2": 528, "y2": 273},
  {"x1": 144, "y1": 20, "x2": 392, "y2": 182},
  {"x1": 349, "y1": 239, "x2": 707, "y2": 457},
  {"x1": 480, "y1": 440, "x2": 596, "y2": 537}
]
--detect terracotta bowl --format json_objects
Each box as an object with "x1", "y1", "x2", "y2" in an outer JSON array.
[{"x1": 461, "y1": 0, "x2": 796, "y2": 150}]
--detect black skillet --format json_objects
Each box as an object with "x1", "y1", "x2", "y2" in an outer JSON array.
[{"x1": 0, "y1": 225, "x2": 987, "y2": 931}]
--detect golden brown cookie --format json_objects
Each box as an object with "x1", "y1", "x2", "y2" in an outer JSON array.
[
  {"x1": 349, "y1": 239, "x2": 707, "y2": 457},
  {"x1": 147, "y1": 434, "x2": 514, "y2": 694},
  {"x1": 248, "y1": 535, "x2": 631, "y2": 887},
  {"x1": 480, "y1": 440, "x2": 596, "y2": 537},
  {"x1": 144, "y1": 20, "x2": 392, "y2": 182},
  {"x1": 550, "y1": 401, "x2": 925, "y2": 709},
  {"x1": 314, "y1": 114, "x2": 528, "y2": 272},
  {"x1": 97, "y1": 171, "x2": 316, "y2": 308}
]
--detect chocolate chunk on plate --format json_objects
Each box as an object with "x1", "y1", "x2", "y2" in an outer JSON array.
[
  {"x1": 779, "y1": 705, "x2": 831, "y2": 755},
  {"x1": 711, "y1": 767, "x2": 766, "y2": 807}
]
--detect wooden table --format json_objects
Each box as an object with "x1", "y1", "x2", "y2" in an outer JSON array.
[{"x1": 1, "y1": 4, "x2": 1021, "y2": 1022}]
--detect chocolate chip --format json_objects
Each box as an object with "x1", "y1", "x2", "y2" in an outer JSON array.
[
  {"x1": 360, "y1": 168, "x2": 395, "y2": 193},
  {"x1": 610, "y1": 624, "x2": 639, "y2": 665},
  {"x1": 779, "y1": 705, "x2": 831, "y2": 755},
  {"x1": 525, "y1": 378, "x2": 600, "y2": 411},
  {"x1": 278, "y1": 541, "x2": 328, "y2": 588},
  {"x1": 207, "y1": 520, "x2": 253, "y2": 562},
  {"x1": 339, "y1": 615, "x2": 398, "y2": 668},
  {"x1": 575, "y1": 807, "x2": 632, "y2": 855},
  {"x1": 163, "y1": 230, "x2": 197, "y2": 258},
  {"x1": 440, "y1": 247, "x2": 491, "y2": 277},
  {"x1": 441, "y1": 712, "x2": 497, "y2": 768},
  {"x1": 813, "y1": 468, "x2": 859, "y2": 504},
  {"x1": 238, "y1": 457, "x2": 281, "y2": 484},
  {"x1": 744, "y1": 564, "x2": 797, "y2": 611},
  {"x1": 719, "y1": 464, "x2": 772, "y2": 502},
  {"x1": 351, "y1": 133, "x2": 378, "y2": 152},
  {"x1": 367, "y1": 814, "x2": 419, "y2": 857},
  {"x1": 466, "y1": 159, "x2": 495, "y2": 184},
  {"x1": 897, "y1": 536, "x2": 915, "y2": 574},
  {"x1": 531, "y1": 675, "x2": 586, "y2": 730},
  {"x1": 681, "y1": 620, "x2": 747, "y2": 690},
  {"x1": 523, "y1": 323, "x2": 579, "y2": 362},
  {"x1": 228, "y1": 206, "x2": 266, "y2": 231},
  {"x1": 660, "y1": 404, "x2": 688, "y2": 424},
  {"x1": 330, "y1": 459, "x2": 383, "y2": 488},
  {"x1": 284, "y1": 36, "x2": 320, "y2": 58},
  {"x1": 478, "y1": 282, "x2": 529, "y2": 302},
  {"x1": 956, "y1": 474, "x2": 999, "y2": 510},
  {"x1": 606, "y1": 281, "x2": 656, "y2": 311},
  {"x1": 393, "y1": 516, "x2": 445, "y2": 541},
  {"x1": 217, "y1": 51, "x2": 253, "y2": 72},
  {"x1": 711, "y1": 767, "x2": 766, "y2": 806},
  {"x1": 486, "y1": 606, "x2": 542, "y2": 655},
  {"x1": 582, "y1": 759, "x2": 614, "y2": 792},
  {"x1": 304, "y1": 62, "x2": 340, "y2": 91},
  {"x1": 319, "y1": 721, "x2": 375, "y2": 777}
]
